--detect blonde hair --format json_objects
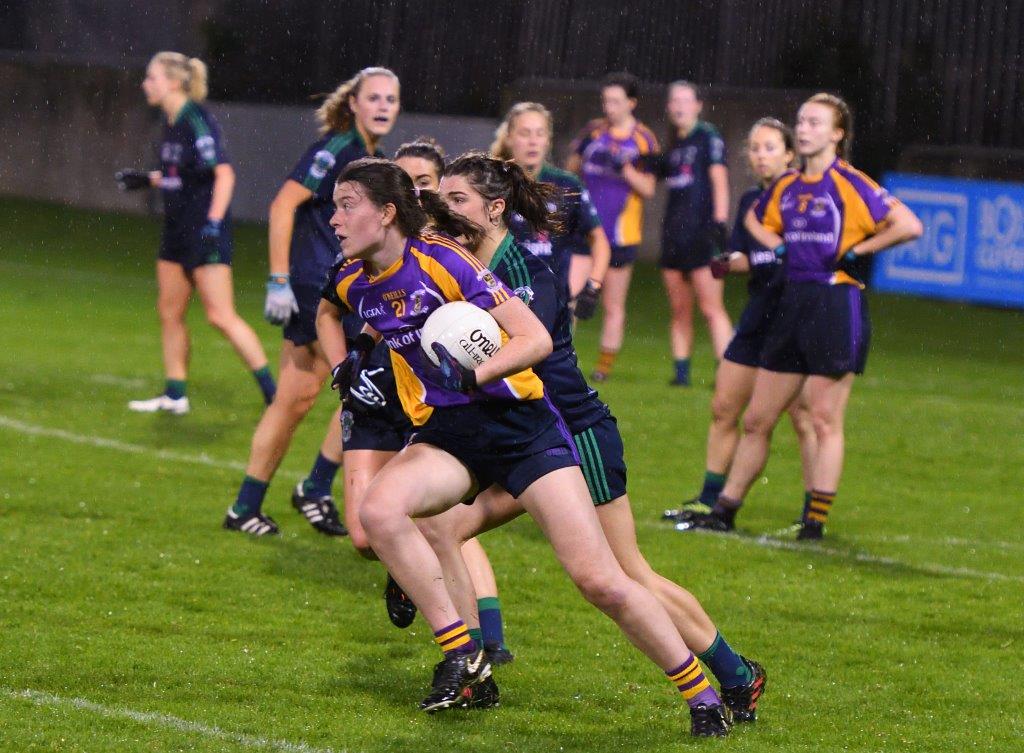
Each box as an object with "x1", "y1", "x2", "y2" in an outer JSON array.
[
  {"x1": 490, "y1": 102, "x2": 554, "y2": 161},
  {"x1": 805, "y1": 92, "x2": 854, "y2": 159},
  {"x1": 316, "y1": 67, "x2": 399, "y2": 135},
  {"x1": 151, "y1": 52, "x2": 208, "y2": 102}
]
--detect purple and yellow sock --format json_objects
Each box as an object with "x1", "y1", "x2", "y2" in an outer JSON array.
[
  {"x1": 433, "y1": 620, "x2": 478, "y2": 657},
  {"x1": 666, "y1": 653, "x2": 721, "y2": 709},
  {"x1": 805, "y1": 490, "x2": 835, "y2": 526}
]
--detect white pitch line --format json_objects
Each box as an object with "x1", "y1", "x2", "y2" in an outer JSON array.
[
  {"x1": 0, "y1": 415, "x2": 246, "y2": 473},
  {"x1": 848, "y1": 533, "x2": 1024, "y2": 552},
  {"x1": 5, "y1": 688, "x2": 342, "y2": 753},
  {"x1": 90, "y1": 374, "x2": 149, "y2": 389}
]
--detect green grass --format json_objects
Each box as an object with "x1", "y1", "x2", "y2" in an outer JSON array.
[{"x1": 1, "y1": 197, "x2": 1022, "y2": 752}]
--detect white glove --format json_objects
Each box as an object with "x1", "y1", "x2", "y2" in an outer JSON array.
[{"x1": 264, "y1": 274, "x2": 299, "y2": 326}]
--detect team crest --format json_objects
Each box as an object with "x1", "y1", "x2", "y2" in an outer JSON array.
[
  {"x1": 477, "y1": 268, "x2": 502, "y2": 293},
  {"x1": 409, "y1": 289, "x2": 427, "y2": 315},
  {"x1": 513, "y1": 285, "x2": 535, "y2": 305},
  {"x1": 309, "y1": 149, "x2": 336, "y2": 181},
  {"x1": 195, "y1": 135, "x2": 216, "y2": 164}
]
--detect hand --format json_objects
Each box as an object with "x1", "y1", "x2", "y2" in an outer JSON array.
[
  {"x1": 834, "y1": 248, "x2": 861, "y2": 277},
  {"x1": 431, "y1": 343, "x2": 478, "y2": 393},
  {"x1": 330, "y1": 332, "x2": 376, "y2": 401},
  {"x1": 707, "y1": 221, "x2": 729, "y2": 255},
  {"x1": 709, "y1": 253, "x2": 731, "y2": 279},
  {"x1": 200, "y1": 219, "x2": 222, "y2": 262},
  {"x1": 114, "y1": 168, "x2": 150, "y2": 192},
  {"x1": 573, "y1": 279, "x2": 601, "y2": 320},
  {"x1": 264, "y1": 274, "x2": 299, "y2": 326}
]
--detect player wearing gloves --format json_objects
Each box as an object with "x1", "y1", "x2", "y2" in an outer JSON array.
[
  {"x1": 649, "y1": 81, "x2": 733, "y2": 386},
  {"x1": 123, "y1": 52, "x2": 274, "y2": 415},
  {"x1": 222, "y1": 67, "x2": 399, "y2": 537}
]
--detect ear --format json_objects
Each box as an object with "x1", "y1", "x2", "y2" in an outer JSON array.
[
  {"x1": 380, "y1": 202, "x2": 397, "y2": 227},
  {"x1": 489, "y1": 197, "x2": 506, "y2": 220}
]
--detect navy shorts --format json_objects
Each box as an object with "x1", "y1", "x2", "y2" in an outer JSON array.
[
  {"x1": 760, "y1": 282, "x2": 870, "y2": 376},
  {"x1": 723, "y1": 289, "x2": 783, "y2": 368},
  {"x1": 571, "y1": 415, "x2": 628, "y2": 506},
  {"x1": 409, "y1": 399, "x2": 579, "y2": 498},
  {"x1": 659, "y1": 231, "x2": 712, "y2": 272},
  {"x1": 283, "y1": 284, "x2": 323, "y2": 346},
  {"x1": 159, "y1": 223, "x2": 233, "y2": 271},
  {"x1": 610, "y1": 244, "x2": 638, "y2": 268}
]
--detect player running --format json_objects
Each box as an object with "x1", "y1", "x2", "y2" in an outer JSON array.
[
  {"x1": 664, "y1": 118, "x2": 817, "y2": 523},
  {"x1": 222, "y1": 67, "x2": 399, "y2": 537},
  {"x1": 566, "y1": 72, "x2": 659, "y2": 382},
  {"x1": 420, "y1": 152, "x2": 765, "y2": 729},
  {"x1": 121, "y1": 52, "x2": 274, "y2": 415},
  {"x1": 683, "y1": 94, "x2": 922, "y2": 539},
  {"x1": 650, "y1": 82, "x2": 733, "y2": 386},
  {"x1": 491, "y1": 101, "x2": 611, "y2": 317},
  {"x1": 317, "y1": 158, "x2": 734, "y2": 736}
]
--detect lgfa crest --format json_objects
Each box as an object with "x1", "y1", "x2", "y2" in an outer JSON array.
[{"x1": 477, "y1": 268, "x2": 502, "y2": 293}]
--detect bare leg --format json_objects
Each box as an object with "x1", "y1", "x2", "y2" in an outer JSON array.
[
  {"x1": 786, "y1": 383, "x2": 818, "y2": 492},
  {"x1": 319, "y1": 407, "x2": 344, "y2": 465},
  {"x1": 599, "y1": 264, "x2": 634, "y2": 353},
  {"x1": 721, "y1": 369, "x2": 805, "y2": 501},
  {"x1": 462, "y1": 537, "x2": 497, "y2": 599},
  {"x1": 690, "y1": 266, "x2": 733, "y2": 360},
  {"x1": 155, "y1": 260, "x2": 192, "y2": 381},
  {"x1": 804, "y1": 373, "x2": 855, "y2": 492},
  {"x1": 661, "y1": 268, "x2": 694, "y2": 361},
  {"x1": 193, "y1": 264, "x2": 270, "y2": 370},
  {"x1": 705, "y1": 360, "x2": 757, "y2": 475},
  {"x1": 342, "y1": 449, "x2": 396, "y2": 558},
  {"x1": 244, "y1": 340, "x2": 327, "y2": 480}
]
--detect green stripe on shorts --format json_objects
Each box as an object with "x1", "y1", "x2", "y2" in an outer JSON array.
[{"x1": 574, "y1": 428, "x2": 611, "y2": 504}]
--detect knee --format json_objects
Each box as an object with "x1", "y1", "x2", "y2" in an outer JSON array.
[
  {"x1": 204, "y1": 308, "x2": 235, "y2": 333},
  {"x1": 742, "y1": 408, "x2": 778, "y2": 437},
  {"x1": 710, "y1": 393, "x2": 740, "y2": 426},
  {"x1": 157, "y1": 301, "x2": 181, "y2": 325},
  {"x1": 573, "y1": 570, "x2": 631, "y2": 614},
  {"x1": 348, "y1": 528, "x2": 376, "y2": 558},
  {"x1": 810, "y1": 408, "x2": 842, "y2": 439},
  {"x1": 358, "y1": 496, "x2": 400, "y2": 543},
  {"x1": 699, "y1": 298, "x2": 723, "y2": 321}
]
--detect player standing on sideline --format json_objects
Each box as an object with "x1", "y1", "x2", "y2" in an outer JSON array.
[
  {"x1": 650, "y1": 82, "x2": 733, "y2": 386},
  {"x1": 339, "y1": 141, "x2": 514, "y2": 664},
  {"x1": 318, "y1": 159, "x2": 733, "y2": 735},
  {"x1": 566, "y1": 72, "x2": 659, "y2": 382},
  {"x1": 491, "y1": 102, "x2": 611, "y2": 317},
  {"x1": 683, "y1": 94, "x2": 922, "y2": 539},
  {"x1": 222, "y1": 68, "x2": 399, "y2": 537},
  {"x1": 420, "y1": 152, "x2": 765, "y2": 725},
  {"x1": 120, "y1": 52, "x2": 275, "y2": 414},
  {"x1": 664, "y1": 119, "x2": 817, "y2": 522}
]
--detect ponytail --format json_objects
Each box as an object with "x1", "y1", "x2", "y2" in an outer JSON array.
[
  {"x1": 445, "y1": 152, "x2": 562, "y2": 236},
  {"x1": 806, "y1": 92, "x2": 854, "y2": 160},
  {"x1": 337, "y1": 157, "x2": 482, "y2": 248},
  {"x1": 316, "y1": 67, "x2": 399, "y2": 135},
  {"x1": 151, "y1": 52, "x2": 208, "y2": 102}
]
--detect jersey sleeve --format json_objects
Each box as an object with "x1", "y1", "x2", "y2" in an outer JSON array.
[
  {"x1": 567, "y1": 176, "x2": 602, "y2": 233},
  {"x1": 852, "y1": 173, "x2": 895, "y2": 225},
  {"x1": 430, "y1": 241, "x2": 513, "y2": 310},
  {"x1": 321, "y1": 259, "x2": 356, "y2": 312},
  {"x1": 728, "y1": 189, "x2": 760, "y2": 253},
  {"x1": 754, "y1": 175, "x2": 789, "y2": 234},
  {"x1": 570, "y1": 120, "x2": 600, "y2": 156},
  {"x1": 187, "y1": 108, "x2": 229, "y2": 170},
  {"x1": 288, "y1": 138, "x2": 337, "y2": 194},
  {"x1": 708, "y1": 129, "x2": 727, "y2": 166}
]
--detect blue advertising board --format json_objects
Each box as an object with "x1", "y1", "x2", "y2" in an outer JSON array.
[{"x1": 872, "y1": 173, "x2": 1024, "y2": 308}]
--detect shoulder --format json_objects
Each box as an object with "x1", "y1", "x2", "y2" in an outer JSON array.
[
  {"x1": 633, "y1": 122, "x2": 659, "y2": 152},
  {"x1": 739, "y1": 185, "x2": 764, "y2": 208},
  {"x1": 540, "y1": 164, "x2": 582, "y2": 188},
  {"x1": 182, "y1": 102, "x2": 217, "y2": 134},
  {"x1": 697, "y1": 121, "x2": 722, "y2": 139},
  {"x1": 321, "y1": 129, "x2": 360, "y2": 157},
  {"x1": 415, "y1": 232, "x2": 484, "y2": 269},
  {"x1": 830, "y1": 160, "x2": 886, "y2": 195},
  {"x1": 334, "y1": 258, "x2": 364, "y2": 282}
]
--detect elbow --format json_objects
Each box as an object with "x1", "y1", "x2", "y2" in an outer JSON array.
[
  {"x1": 906, "y1": 216, "x2": 924, "y2": 240},
  {"x1": 533, "y1": 330, "x2": 553, "y2": 362}
]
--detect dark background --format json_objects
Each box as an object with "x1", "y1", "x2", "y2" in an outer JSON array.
[{"x1": 4, "y1": 0, "x2": 1024, "y2": 179}]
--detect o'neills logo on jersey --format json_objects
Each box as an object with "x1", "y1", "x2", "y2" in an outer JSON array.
[
  {"x1": 385, "y1": 328, "x2": 422, "y2": 350},
  {"x1": 784, "y1": 230, "x2": 837, "y2": 244},
  {"x1": 459, "y1": 328, "x2": 499, "y2": 365}
]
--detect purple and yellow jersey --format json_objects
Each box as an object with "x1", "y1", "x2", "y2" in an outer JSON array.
[
  {"x1": 571, "y1": 119, "x2": 659, "y2": 247},
  {"x1": 326, "y1": 233, "x2": 545, "y2": 426},
  {"x1": 754, "y1": 158, "x2": 897, "y2": 285}
]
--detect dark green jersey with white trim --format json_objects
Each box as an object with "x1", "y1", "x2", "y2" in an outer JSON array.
[{"x1": 157, "y1": 100, "x2": 229, "y2": 229}]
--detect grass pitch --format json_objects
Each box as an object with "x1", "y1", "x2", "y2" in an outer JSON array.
[{"x1": 0, "y1": 198, "x2": 1022, "y2": 752}]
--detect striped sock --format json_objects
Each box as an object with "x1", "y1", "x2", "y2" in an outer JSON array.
[
  {"x1": 666, "y1": 653, "x2": 721, "y2": 708},
  {"x1": 303, "y1": 453, "x2": 340, "y2": 498},
  {"x1": 434, "y1": 620, "x2": 478, "y2": 657},
  {"x1": 595, "y1": 348, "x2": 617, "y2": 376},
  {"x1": 805, "y1": 490, "x2": 835, "y2": 526},
  {"x1": 478, "y1": 597, "x2": 505, "y2": 650},
  {"x1": 232, "y1": 475, "x2": 268, "y2": 517}
]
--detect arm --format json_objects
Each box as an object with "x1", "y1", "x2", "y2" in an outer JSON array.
[
  {"x1": 727, "y1": 252, "x2": 750, "y2": 273},
  {"x1": 315, "y1": 298, "x2": 349, "y2": 367},
  {"x1": 472, "y1": 297, "x2": 552, "y2": 387},
  {"x1": 850, "y1": 202, "x2": 924, "y2": 257},
  {"x1": 744, "y1": 207, "x2": 784, "y2": 252},
  {"x1": 586, "y1": 226, "x2": 612, "y2": 286},
  {"x1": 710, "y1": 164, "x2": 729, "y2": 224},
  {"x1": 207, "y1": 163, "x2": 235, "y2": 222},
  {"x1": 621, "y1": 161, "x2": 656, "y2": 199},
  {"x1": 268, "y1": 179, "x2": 314, "y2": 275}
]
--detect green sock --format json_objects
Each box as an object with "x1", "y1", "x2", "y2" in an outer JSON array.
[
  {"x1": 165, "y1": 379, "x2": 186, "y2": 400},
  {"x1": 468, "y1": 627, "x2": 483, "y2": 645}
]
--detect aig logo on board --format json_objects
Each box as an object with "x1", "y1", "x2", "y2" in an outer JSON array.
[{"x1": 883, "y1": 188, "x2": 967, "y2": 285}]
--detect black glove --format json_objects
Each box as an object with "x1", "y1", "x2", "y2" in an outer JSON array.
[
  {"x1": 331, "y1": 332, "x2": 376, "y2": 401},
  {"x1": 114, "y1": 168, "x2": 151, "y2": 192},
  {"x1": 574, "y1": 279, "x2": 601, "y2": 320},
  {"x1": 706, "y1": 221, "x2": 729, "y2": 256},
  {"x1": 834, "y1": 249, "x2": 861, "y2": 280},
  {"x1": 431, "y1": 343, "x2": 478, "y2": 393}
]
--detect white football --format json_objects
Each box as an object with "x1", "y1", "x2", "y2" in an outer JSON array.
[{"x1": 421, "y1": 301, "x2": 503, "y2": 369}]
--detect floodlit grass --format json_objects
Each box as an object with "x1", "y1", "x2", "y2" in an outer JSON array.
[{"x1": 1, "y1": 198, "x2": 1022, "y2": 752}]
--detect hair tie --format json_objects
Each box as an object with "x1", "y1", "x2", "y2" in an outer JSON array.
[{"x1": 413, "y1": 186, "x2": 421, "y2": 198}]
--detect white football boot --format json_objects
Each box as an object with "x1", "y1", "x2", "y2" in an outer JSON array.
[{"x1": 127, "y1": 394, "x2": 190, "y2": 415}]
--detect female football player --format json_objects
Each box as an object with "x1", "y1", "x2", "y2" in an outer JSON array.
[
  {"x1": 687, "y1": 94, "x2": 922, "y2": 538},
  {"x1": 665, "y1": 118, "x2": 817, "y2": 523},
  {"x1": 566, "y1": 72, "x2": 659, "y2": 381},
  {"x1": 491, "y1": 102, "x2": 611, "y2": 317},
  {"x1": 653, "y1": 82, "x2": 733, "y2": 386},
  {"x1": 317, "y1": 158, "x2": 732, "y2": 736},
  {"x1": 222, "y1": 67, "x2": 399, "y2": 537},
  {"x1": 126, "y1": 52, "x2": 274, "y2": 415},
  {"x1": 422, "y1": 152, "x2": 763, "y2": 729}
]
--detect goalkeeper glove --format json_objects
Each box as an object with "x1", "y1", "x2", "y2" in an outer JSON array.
[
  {"x1": 574, "y1": 279, "x2": 601, "y2": 320},
  {"x1": 264, "y1": 274, "x2": 299, "y2": 326},
  {"x1": 114, "y1": 168, "x2": 151, "y2": 191}
]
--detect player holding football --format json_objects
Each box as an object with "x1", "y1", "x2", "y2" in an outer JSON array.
[
  {"x1": 566, "y1": 72, "x2": 659, "y2": 381},
  {"x1": 664, "y1": 118, "x2": 817, "y2": 524},
  {"x1": 650, "y1": 82, "x2": 733, "y2": 386},
  {"x1": 222, "y1": 67, "x2": 399, "y2": 537},
  {"x1": 120, "y1": 52, "x2": 274, "y2": 415},
  {"x1": 317, "y1": 158, "x2": 735, "y2": 736},
  {"x1": 684, "y1": 94, "x2": 922, "y2": 539},
  {"x1": 491, "y1": 101, "x2": 611, "y2": 317}
]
